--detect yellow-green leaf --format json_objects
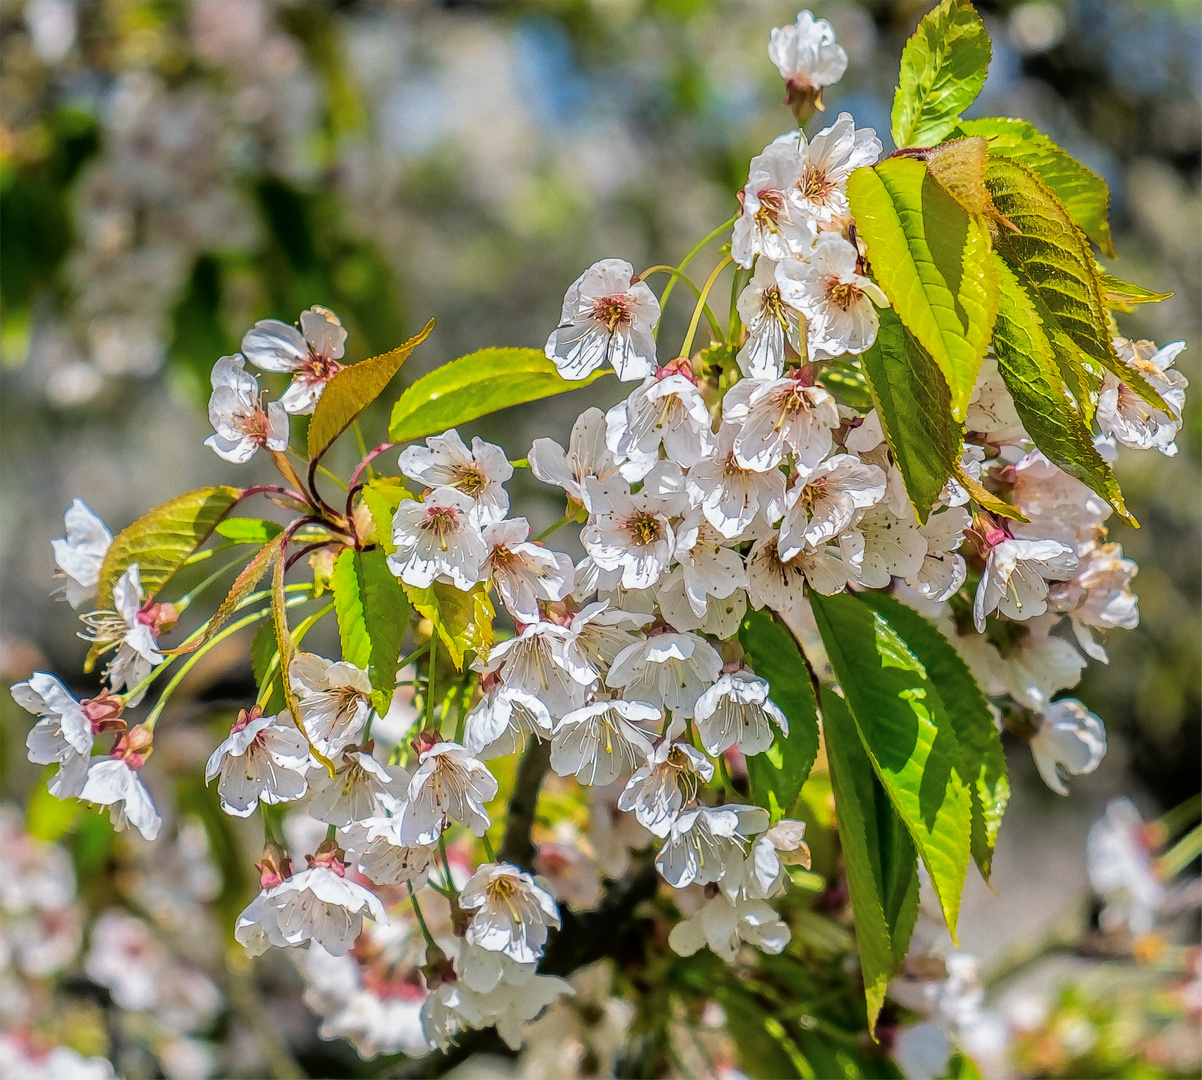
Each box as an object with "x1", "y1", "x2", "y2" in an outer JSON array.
[
  {"x1": 960, "y1": 117, "x2": 1116, "y2": 257},
  {"x1": 332, "y1": 547, "x2": 410, "y2": 714},
  {"x1": 810, "y1": 591, "x2": 972, "y2": 937},
  {"x1": 359, "y1": 477, "x2": 411, "y2": 556},
  {"x1": 1097, "y1": 271, "x2": 1173, "y2": 312},
  {"x1": 389, "y1": 347, "x2": 608, "y2": 444},
  {"x1": 96, "y1": 486, "x2": 241, "y2": 608},
  {"x1": 214, "y1": 517, "x2": 283, "y2": 544},
  {"x1": 307, "y1": 319, "x2": 434, "y2": 463},
  {"x1": 848, "y1": 157, "x2": 998, "y2": 421},
  {"x1": 403, "y1": 580, "x2": 494, "y2": 670},
  {"x1": 892, "y1": 0, "x2": 991, "y2": 150},
  {"x1": 860, "y1": 308, "x2": 961, "y2": 523},
  {"x1": 993, "y1": 255, "x2": 1134, "y2": 525}
]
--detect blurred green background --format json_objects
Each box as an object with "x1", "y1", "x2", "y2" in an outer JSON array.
[{"x1": 0, "y1": 0, "x2": 1197, "y2": 1076}]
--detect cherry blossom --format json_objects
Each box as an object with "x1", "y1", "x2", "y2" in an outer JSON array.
[
  {"x1": 528, "y1": 406, "x2": 623, "y2": 512},
  {"x1": 606, "y1": 364, "x2": 715, "y2": 468},
  {"x1": 606, "y1": 631, "x2": 722, "y2": 718},
  {"x1": 1097, "y1": 338, "x2": 1187, "y2": 456},
  {"x1": 778, "y1": 452, "x2": 886, "y2": 557},
  {"x1": 460, "y1": 863, "x2": 561, "y2": 964},
  {"x1": 79, "y1": 564, "x2": 168, "y2": 706},
  {"x1": 972, "y1": 533, "x2": 1078, "y2": 631},
  {"x1": 1087, "y1": 798, "x2": 1166, "y2": 935},
  {"x1": 668, "y1": 892, "x2": 790, "y2": 962},
  {"x1": 204, "y1": 706, "x2": 310, "y2": 816},
  {"x1": 668, "y1": 510, "x2": 748, "y2": 618},
  {"x1": 476, "y1": 620, "x2": 597, "y2": 717},
  {"x1": 693, "y1": 671, "x2": 789, "y2": 757},
  {"x1": 203, "y1": 354, "x2": 288, "y2": 463},
  {"x1": 398, "y1": 429, "x2": 513, "y2": 525},
  {"x1": 722, "y1": 373, "x2": 840, "y2": 472},
  {"x1": 388, "y1": 486, "x2": 488, "y2": 590},
  {"x1": 1048, "y1": 540, "x2": 1139, "y2": 662},
  {"x1": 1029, "y1": 698, "x2": 1107, "y2": 796},
  {"x1": 289, "y1": 653, "x2": 372, "y2": 756},
  {"x1": 482, "y1": 518, "x2": 574, "y2": 623},
  {"x1": 655, "y1": 804, "x2": 769, "y2": 889},
  {"x1": 618, "y1": 726, "x2": 714, "y2": 837},
  {"x1": 685, "y1": 424, "x2": 787, "y2": 540},
  {"x1": 545, "y1": 258, "x2": 660, "y2": 382},
  {"x1": 463, "y1": 683, "x2": 554, "y2": 760},
  {"x1": 549, "y1": 698, "x2": 660, "y2": 788},
  {"x1": 51, "y1": 499, "x2": 111, "y2": 609},
  {"x1": 768, "y1": 10, "x2": 848, "y2": 108},
  {"x1": 307, "y1": 747, "x2": 407, "y2": 827},
  {"x1": 581, "y1": 476, "x2": 680, "y2": 591},
  {"x1": 77, "y1": 726, "x2": 161, "y2": 841},
  {"x1": 732, "y1": 140, "x2": 813, "y2": 268},
  {"x1": 241, "y1": 305, "x2": 348, "y2": 415},
  {"x1": 12, "y1": 673, "x2": 99, "y2": 799},
  {"x1": 395, "y1": 741, "x2": 497, "y2": 846},
  {"x1": 791, "y1": 112, "x2": 882, "y2": 228}
]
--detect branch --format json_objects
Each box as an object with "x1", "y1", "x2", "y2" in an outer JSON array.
[{"x1": 497, "y1": 738, "x2": 551, "y2": 871}]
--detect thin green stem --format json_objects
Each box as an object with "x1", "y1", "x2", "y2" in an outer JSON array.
[
  {"x1": 255, "y1": 602, "x2": 335, "y2": 708},
  {"x1": 481, "y1": 831, "x2": 497, "y2": 863},
  {"x1": 438, "y1": 834, "x2": 457, "y2": 893},
  {"x1": 680, "y1": 254, "x2": 733, "y2": 360},
  {"x1": 175, "y1": 553, "x2": 254, "y2": 613},
  {"x1": 183, "y1": 542, "x2": 240, "y2": 567},
  {"x1": 535, "y1": 514, "x2": 572, "y2": 542},
  {"x1": 352, "y1": 420, "x2": 370, "y2": 463},
  {"x1": 1158, "y1": 793, "x2": 1202, "y2": 840},
  {"x1": 397, "y1": 642, "x2": 431, "y2": 674},
  {"x1": 315, "y1": 462, "x2": 349, "y2": 492},
  {"x1": 407, "y1": 882, "x2": 436, "y2": 948},
  {"x1": 1160, "y1": 823, "x2": 1202, "y2": 878},
  {"x1": 425, "y1": 633, "x2": 438, "y2": 731},
  {"x1": 654, "y1": 214, "x2": 737, "y2": 342}
]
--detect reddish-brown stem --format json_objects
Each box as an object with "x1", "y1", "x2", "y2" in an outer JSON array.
[{"x1": 349, "y1": 441, "x2": 399, "y2": 492}]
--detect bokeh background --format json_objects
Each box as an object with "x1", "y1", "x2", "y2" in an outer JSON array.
[{"x1": 0, "y1": 1, "x2": 1198, "y2": 1077}]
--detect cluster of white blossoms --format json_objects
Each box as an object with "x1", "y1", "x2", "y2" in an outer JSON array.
[{"x1": 9, "y1": 9, "x2": 1190, "y2": 1064}]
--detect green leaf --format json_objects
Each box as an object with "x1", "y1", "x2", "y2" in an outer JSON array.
[
  {"x1": 402, "y1": 580, "x2": 494, "y2": 670},
  {"x1": 214, "y1": 517, "x2": 283, "y2": 544},
  {"x1": 992, "y1": 254, "x2": 1134, "y2": 525},
  {"x1": 307, "y1": 319, "x2": 434, "y2": 464},
  {"x1": 892, "y1": 0, "x2": 991, "y2": 150},
  {"x1": 1097, "y1": 271, "x2": 1173, "y2": 312},
  {"x1": 389, "y1": 347, "x2": 609, "y2": 444},
  {"x1": 860, "y1": 308, "x2": 961, "y2": 523},
  {"x1": 332, "y1": 546, "x2": 411, "y2": 715},
  {"x1": 960, "y1": 117, "x2": 1116, "y2": 257},
  {"x1": 96, "y1": 486, "x2": 241, "y2": 608},
  {"x1": 854, "y1": 592, "x2": 1009, "y2": 880},
  {"x1": 720, "y1": 987, "x2": 805, "y2": 1080},
  {"x1": 984, "y1": 157, "x2": 1114, "y2": 368},
  {"x1": 359, "y1": 476, "x2": 411, "y2": 556},
  {"x1": 737, "y1": 610, "x2": 821, "y2": 822},
  {"x1": 822, "y1": 687, "x2": 919, "y2": 1035},
  {"x1": 847, "y1": 157, "x2": 998, "y2": 421},
  {"x1": 817, "y1": 360, "x2": 874, "y2": 412},
  {"x1": 951, "y1": 462, "x2": 1028, "y2": 523},
  {"x1": 27, "y1": 771, "x2": 81, "y2": 841},
  {"x1": 810, "y1": 591, "x2": 972, "y2": 937}
]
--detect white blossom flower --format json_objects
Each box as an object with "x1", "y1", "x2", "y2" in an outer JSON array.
[
  {"x1": 463, "y1": 683, "x2": 554, "y2": 760},
  {"x1": 1087, "y1": 798, "x2": 1166, "y2": 935},
  {"x1": 1029, "y1": 699, "x2": 1107, "y2": 796},
  {"x1": 51, "y1": 499, "x2": 111, "y2": 609},
  {"x1": 747, "y1": 534, "x2": 848, "y2": 614},
  {"x1": 1011, "y1": 450, "x2": 1110, "y2": 545},
  {"x1": 735, "y1": 258, "x2": 803, "y2": 379},
  {"x1": 203, "y1": 354, "x2": 289, "y2": 463},
  {"x1": 550, "y1": 698, "x2": 660, "y2": 787},
  {"x1": 460, "y1": 863, "x2": 561, "y2": 964},
  {"x1": 1048, "y1": 541, "x2": 1139, "y2": 662},
  {"x1": 655, "y1": 804, "x2": 769, "y2": 889},
  {"x1": 388, "y1": 486, "x2": 488, "y2": 590},
  {"x1": 657, "y1": 577, "x2": 749, "y2": 639},
  {"x1": 339, "y1": 818, "x2": 432, "y2": 888},
  {"x1": 840, "y1": 505, "x2": 928, "y2": 589},
  {"x1": 693, "y1": 671, "x2": 789, "y2": 757},
  {"x1": 456, "y1": 938, "x2": 538, "y2": 995},
  {"x1": 204, "y1": 706, "x2": 310, "y2": 816},
  {"x1": 686, "y1": 424, "x2": 787, "y2": 540},
  {"x1": 742, "y1": 819, "x2": 812, "y2": 900},
  {"x1": 11, "y1": 673, "x2": 96, "y2": 799},
  {"x1": 77, "y1": 727, "x2": 160, "y2": 841},
  {"x1": 395, "y1": 741, "x2": 497, "y2": 846},
  {"x1": 776, "y1": 232, "x2": 888, "y2": 359},
  {"x1": 605, "y1": 366, "x2": 714, "y2": 468},
  {"x1": 568, "y1": 601, "x2": 653, "y2": 677},
  {"x1": 668, "y1": 892, "x2": 790, "y2": 962},
  {"x1": 290, "y1": 653, "x2": 372, "y2": 756},
  {"x1": 581, "y1": 477, "x2": 680, "y2": 591},
  {"x1": 779, "y1": 453, "x2": 887, "y2": 558},
  {"x1": 1097, "y1": 339, "x2": 1187, "y2": 456},
  {"x1": 545, "y1": 258, "x2": 660, "y2": 382},
  {"x1": 617, "y1": 727, "x2": 714, "y2": 836},
  {"x1": 972, "y1": 534, "x2": 1078, "y2": 631},
  {"x1": 965, "y1": 354, "x2": 1025, "y2": 439},
  {"x1": 768, "y1": 10, "x2": 848, "y2": 102},
  {"x1": 906, "y1": 507, "x2": 970, "y2": 602},
  {"x1": 668, "y1": 510, "x2": 747, "y2": 618},
  {"x1": 241, "y1": 306, "x2": 347, "y2": 415},
  {"x1": 528, "y1": 407, "x2": 623, "y2": 512},
  {"x1": 588, "y1": 784, "x2": 653, "y2": 879},
  {"x1": 248, "y1": 848, "x2": 387, "y2": 956},
  {"x1": 80, "y1": 564, "x2": 165, "y2": 706},
  {"x1": 422, "y1": 970, "x2": 573, "y2": 1053},
  {"x1": 732, "y1": 140, "x2": 813, "y2": 269},
  {"x1": 482, "y1": 518, "x2": 574, "y2": 623},
  {"x1": 308, "y1": 748, "x2": 407, "y2": 827},
  {"x1": 534, "y1": 828, "x2": 604, "y2": 911},
  {"x1": 791, "y1": 112, "x2": 882, "y2": 229},
  {"x1": 399, "y1": 430, "x2": 513, "y2": 525},
  {"x1": 476, "y1": 620, "x2": 597, "y2": 717},
  {"x1": 606, "y1": 632, "x2": 722, "y2": 718},
  {"x1": 722, "y1": 374, "x2": 840, "y2": 472},
  {"x1": 952, "y1": 612, "x2": 1086, "y2": 711}
]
